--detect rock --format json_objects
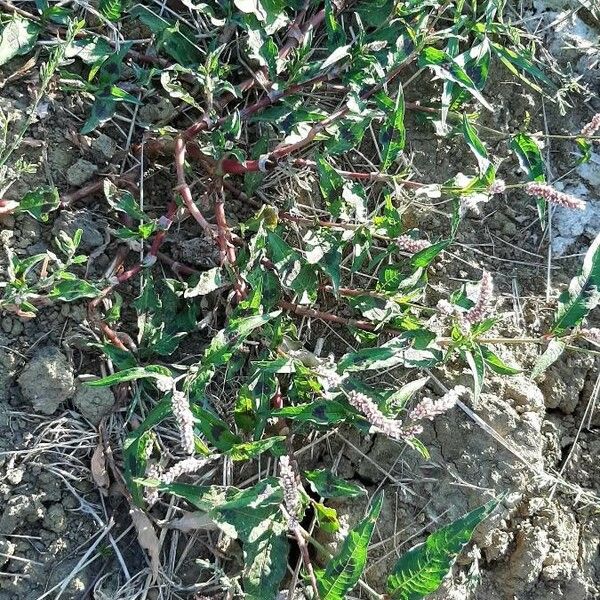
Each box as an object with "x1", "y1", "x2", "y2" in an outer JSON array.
[
  {"x1": 72, "y1": 384, "x2": 114, "y2": 425},
  {"x1": 1, "y1": 317, "x2": 11, "y2": 334},
  {"x1": 66, "y1": 159, "x2": 98, "y2": 187},
  {"x1": 18, "y1": 347, "x2": 75, "y2": 415},
  {"x1": 92, "y1": 133, "x2": 117, "y2": 159},
  {"x1": 577, "y1": 153, "x2": 600, "y2": 189},
  {"x1": 16, "y1": 217, "x2": 41, "y2": 249},
  {"x1": 138, "y1": 97, "x2": 175, "y2": 124},
  {"x1": 547, "y1": 12, "x2": 597, "y2": 64},
  {"x1": 551, "y1": 182, "x2": 599, "y2": 256},
  {"x1": 52, "y1": 210, "x2": 105, "y2": 251},
  {"x1": 178, "y1": 237, "x2": 220, "y2": 268},
  {"x1": 43, "y1": 504, "x2": 67, "y2": 533},
  {"x1": 0, "y1": 495, "x2": 45, "y2": 534},
  {"x1": 0, "y1": 335, "x2": 17, "y2": 401},
  {"x1": 0, "y1": 538, "x2": 15, "y2": 568}
]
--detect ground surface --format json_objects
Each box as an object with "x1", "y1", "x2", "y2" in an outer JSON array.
[{"x1": 0, "y1": 1, "x2": 599, "y2": 599}]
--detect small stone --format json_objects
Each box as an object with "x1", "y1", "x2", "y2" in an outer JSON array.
[
  {"x1": 52, "y1": 210, "x2": 105, "y2": 251},
  {"x1": 0, "y1": 335, "x2": 17, "y2": 401},
  {"x1": 72, "y1": 384, "x2": 114, "y2": 425},
  {"x1": 502, "y1": 220, "x2": 517, "y2": 237},
  {"x1": 0, "y1": 538, "x2": 15, "y2": 567},
  {"x1": 66, "y1": 159, "x2": 98, "y2": 187},
  {"x1": 18, "y1": 346, "x2": 75, "y2": 415},
  {"x1": 43, "y1": 504, "x2": 67, "y2": 533},
  {"x1": 1, "y1": 317, "x2": 12, "y2": 334},
  {"x1": 6, "y1": 467, "x2": 24, "y2": 486},
  {"x1": 10, "y1": 319, "x2": 23, "y2": 337},
  {"x1": 0, "y1": 495, "x2": 45, "y2": 534},
  {"x1": 92, "y1": 133, "x2": 117, "y2": 159},
  {"x1": 139, "y1": 97, "x2": 175, "y2": 124}
]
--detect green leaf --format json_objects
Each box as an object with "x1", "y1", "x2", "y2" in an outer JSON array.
[
  {"x1": 465, "y1": 346, "x2": 485, "y2": 402},
  {"x1": 81, "y1": 93, "x2": 117, "y2": 134},
  {"x1": 317, "y1": 492, "x2": 383, "y2": 600},
  {"x1": 480, "y1": 346, "x2": 521, "y2": 375},
  {"x1": 384, "y1": 377, "x2": 430, "y2": 415},
  {"x1": 510, "y1": 132, "x2": 546, "y2": 225},
  {"x1": 0, "y1": 15, "x2": 40, "y2": 67},
  {"x1": 491, "y1": 42, "x2": 554, "y2": 94},
  {"x1": 462, "y1": 114, "x2": 490, "y2": 175},
  {"x1": 410, "y1": 240, "x2": 450, "y2": 268},
  {"x1": 87, "y1": 365, "x2": 172, "y2": 387},
  {"x1": 99, "y1": 0, "x2": 123, "y2": 21},
  {"x1": 552, "y1": 232, "x2": 600, "y2": 336},
  {"x1": 575, "y1": 137, "x2": 592, "y2": 165},
  {"x1": 226, "y1": 437, "x2": 286, "y2": 461},
  {"x1": 190, "y1": 403, "x2": 242, "y2": 452},
  {"x1": 203, "y1": 312, "x2": 279, "y2": 367},
  {"x1": 325, "y1": 0, "x2": 345, "y2": 49},
  {"x1": 272, "y1": 400, "x2": 349, "y2": 426},
  {"x1": 387, "y1": 498, "x2": 499, "y2": 599},
  {"x1": 129, "y1": 5, "x2": 203, "y2": 65},
  {"x1": 326, "y1": 115, "x2": 371, "y2": 155},
  {"x1": 418, "y1": 47, "x2": 492, "y2": 111},
  {"x1": 305, "y1": 470, "x2": 367, "y2": 499},
  {"x1": 379, "y1": 86, "x2": 406, "y2": 171},
  {"x1": 531, "y1": 339, "x2": 566, "y2": 380},
  {"x1": 339, "y1": 334, "x2": 441, "y2": 373},
  {"x1": 18, "y1": 186, "x2": 60, "y2": 222},
  {"x1": 50, "y1": 278, "x2": 99, "y2": 302},
  {"x1": 65, "y1": 37, "x2": 112, "y2": 64},
  {"x1": 183, "y1": 267, "x2": 224, "y2": 297},
  {"x1": 314, "y1": 501, "x2": 340, "y2": 533}
]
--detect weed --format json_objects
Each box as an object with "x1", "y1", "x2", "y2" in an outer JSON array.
[{"x1": 1, "y1": 0, "x2": 599, "y2": 598}]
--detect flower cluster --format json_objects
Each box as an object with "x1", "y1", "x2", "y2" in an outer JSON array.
[
  {"x1": 396, "y1": 234, "x2": 431, "y2": 254},
  {"x1": 279, "y1": 455, "x2": 301, "y2": 530},
  {"x1": 489, "y1": 179, "x2": 506, "y2": 195},
  {"x1": 463, "y1": 271, "x2": 494, "y2": 326},
  {"x1": 581, "y1": 328, "x2": 600, "y2": 346},
  {"x1": 160, "y1": 457, "x2": 210, "y2": 485},
  {"x1": 581, "y1": 113, "x2": 600, "y2": 138},
  {"x1": 171, "y1": 390, "x2": 196, "y2": 455},
  {"x1": 144, "y1": 463, "x2": 163, "y2": 507},
  {"x1": 409, "y1": 386, "x2": 466, "y2": 421},
  {"x1": 314, "y1": 356, "x2": 347, "y2": 393},
  {"x1": 347, "y1": 390, "x2": 423, "y2": 440},
  {"x1": 525, "y1": 182, "x2": 586, "y2": 210}
]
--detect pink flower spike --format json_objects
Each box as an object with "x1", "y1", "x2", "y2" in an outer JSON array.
[
  {"x1": 581, "y1": 328, "x2": 600, "y2": 346},
  {"x1": 409, "y1": 385, "x2": 467, "y2": 421},
  {"x1": 279, "y1": 456, "x2": 301, "y2": 530},
  {"x1": 489, "y1": 179, "x2": 506, "y2": 195},
  {"x1": 525, "y1": 182, "x2": 586, "y2": 211},
  {"x1": 396, "y1": 234, "x2": 431, "y2": 254},
  {"x1": 171, "y1": 390, "x2": 196, "y2": 455},
  {"x1": 581, "y1": 113, "x2": 600, "y2": 138},
  {"x1": 463, "y1": 271, "x2": 494, "y2": 325}
]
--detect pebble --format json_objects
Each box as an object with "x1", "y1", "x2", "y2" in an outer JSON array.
[
  {"x1": 1, "y1": 317, "x2": 12, "y2": 334},
  {"x1": 92, "y1": 133, "x2": 117, "y2": 159},
  {"x1": 66, "y1": 159, "x2": 98, "y2": 187}
]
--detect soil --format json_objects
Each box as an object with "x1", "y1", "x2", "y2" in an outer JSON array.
[{"x1": 0, "y1": 1, "x2": 599, "y2": 600}]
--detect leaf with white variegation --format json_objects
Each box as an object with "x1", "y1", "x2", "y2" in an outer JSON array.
[
  {"x1": 317, "y1": 492, "x2": 383, "y2": 600},
  {"x1": 387, "y1": 499, "x2": 499, "y2": 600},
  {"x1": 552, "y1": 232, "x2": 600, "y2": 336}
]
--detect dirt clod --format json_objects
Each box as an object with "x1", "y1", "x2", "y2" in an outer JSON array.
[
  {"x1": 18, "y1": 346, "x2": 75, "y2": 415},
  {"x1": 72, "y1": 383, "x2": 114, "y2": 425},
  {"x1": 66, "y1": 158, "x2": 98, "y2": 186}
]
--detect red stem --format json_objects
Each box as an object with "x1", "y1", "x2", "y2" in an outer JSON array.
[{"x1": 174, "y1": 136, "x2": 214, "y2": 240}]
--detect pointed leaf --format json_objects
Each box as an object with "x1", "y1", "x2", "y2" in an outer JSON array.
[
  {"x1": 387, "y1": 499, "x2": 499, "y2": 599},
  {"x1": 552, "y1": 232, "x2": 600, "y2": 336},
  {"x1": 317, "y1": 492, "x2": 383, "y2": 600}
]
